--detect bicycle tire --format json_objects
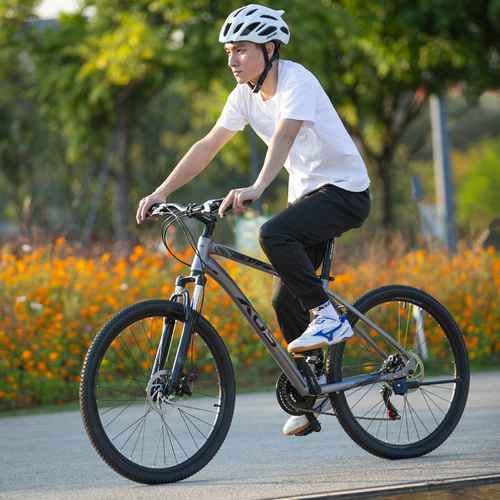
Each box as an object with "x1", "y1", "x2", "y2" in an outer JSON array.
[
  {"x1": 79, "y1": 299, "x2": 235, "y2": 484},
  {"x1": 326, "y1": 285, "x2": 469, "y2": 460}
]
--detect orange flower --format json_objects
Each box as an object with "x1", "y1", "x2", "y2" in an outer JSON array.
[{"x1": 134, "y1": 245, "x2": 146, "y2": 256}]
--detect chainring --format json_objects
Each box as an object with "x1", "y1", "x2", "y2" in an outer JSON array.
[{"x1": 276, "y1": 372, "x2": 316, "y2": 416}]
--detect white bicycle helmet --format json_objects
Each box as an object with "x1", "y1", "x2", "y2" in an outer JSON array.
[
  {"x1": 219, "y1": 4, "x2": 290, "y2": 45},
  {"x1": 220, "y1": 4, "x2": 290, "y2": 93}
]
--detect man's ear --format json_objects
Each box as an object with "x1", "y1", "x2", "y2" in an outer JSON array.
[{"x1": 265, "y1": 41, "x2": 276, "y2": 59}]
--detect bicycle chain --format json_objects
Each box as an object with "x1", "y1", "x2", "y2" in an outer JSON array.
[{"x1": 285, "y1": 362, "x2": 394, "y2": 421}]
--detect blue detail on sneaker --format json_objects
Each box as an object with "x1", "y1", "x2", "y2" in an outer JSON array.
[
  {"x1": 311, "y1": 395, "x2": 331, "y2": 413},
  {"x1": 287, "y1": 315, "x2": 354, "y2": 353}
]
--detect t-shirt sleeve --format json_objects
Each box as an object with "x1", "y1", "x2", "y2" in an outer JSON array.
[
  {"x1": 216, "y1": 87, "x2": 248, "y2": 132},
  {"x1": 279, "y1": 68, "x2": 317, "y2": 128}
]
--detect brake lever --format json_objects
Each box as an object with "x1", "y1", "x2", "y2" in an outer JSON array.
[
  {"x1": 201, "y1": 199, "x2": 252, "y2": 215},
  {"x1": 201, "y1": 199, "x2": 224, "y2": 213},
  {"x1": 146, "y1": 202, "x2": 175, "y2": 218}
]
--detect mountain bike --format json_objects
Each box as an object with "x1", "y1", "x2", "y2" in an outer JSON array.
[{"x1": 79, "y1": 198, "x2": 470, "y2": 484}]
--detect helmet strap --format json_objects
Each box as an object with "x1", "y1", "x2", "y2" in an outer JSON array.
[{"x1": 248, "y1": 42, "x2": 280, "y2": 94}]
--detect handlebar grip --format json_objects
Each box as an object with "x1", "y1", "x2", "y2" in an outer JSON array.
[
  {"x1": 220, "y1": 199, "x2": 252, "y2": 216},
  {"x1": 145, "y1": 203, "x2": 162, "y2": 218}
]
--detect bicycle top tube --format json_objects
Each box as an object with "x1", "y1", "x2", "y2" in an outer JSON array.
[{"x1": 148, "y1": 198, "x2": 336, "y2": 279}]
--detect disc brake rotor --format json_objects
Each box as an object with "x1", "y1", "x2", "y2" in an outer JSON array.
[
  {"x1": 146, "y1": 370, "x2": 184, "y2": 415},
  {"x1": 407, "y1": 351, "x2": 424, "y2": 393}
]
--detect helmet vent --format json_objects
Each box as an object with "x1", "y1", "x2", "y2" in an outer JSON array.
[
  {"x1": 261, "y1": 15, "x2": 278, "y2": 20},
  {"x1": 246, "y1": 8, "x2": 258, "y2": 16},
  {"x1": 234, "y1": 23, "x2": 243, "y2": 34},
  {"x1": 259, "y1": 27, "x2": 277, "y2": 37},
  {"x1": 223, "y1": 23, "x2": 232, "y2": 37},
  {"x1": 241, "y1": 22, "x2": 260, "y2": 36},
  {"x1": 280, "y1": 27, "x2": 289, "y2": 35}
]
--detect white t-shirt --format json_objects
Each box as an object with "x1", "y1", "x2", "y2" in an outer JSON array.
[{"x1": 217, "y1": 60, "x2": 370, "y2": 202}]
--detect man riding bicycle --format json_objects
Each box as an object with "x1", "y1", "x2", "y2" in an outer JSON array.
[{"x1": 137, "y1": 4, "x2": 371, "y2": 437}]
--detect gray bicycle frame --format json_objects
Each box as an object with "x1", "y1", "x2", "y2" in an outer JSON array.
[{"x1": 166, "y1": 233, "x2": 416, "y2": 398}]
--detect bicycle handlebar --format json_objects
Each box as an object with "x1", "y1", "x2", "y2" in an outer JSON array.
[{"x1": 146, "y1": 198, "x2": 251, "y2": 219}]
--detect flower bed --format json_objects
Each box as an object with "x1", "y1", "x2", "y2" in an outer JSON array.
[{"x1": 0, "y1": 238, "x2": 498, "y2": 410}]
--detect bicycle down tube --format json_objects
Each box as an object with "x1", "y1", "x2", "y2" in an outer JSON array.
[{"x1": 169, "y1": 236, "x2": 417, "y2": 398}]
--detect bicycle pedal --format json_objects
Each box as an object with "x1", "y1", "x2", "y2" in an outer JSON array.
[
  {"x1": 295, "y1": 425, "x2": 314, "y2": 437},
  {"x1": 305, "y1": 413, "x2": 322, "y2": 433}
]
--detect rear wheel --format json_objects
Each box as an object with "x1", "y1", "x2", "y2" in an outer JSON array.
[
  {"x1": 79, "y1": 300, "x2": 235, "y2": 483},
  {"x1": 326, "y1": 285, "x2": 469, "y2": 459}
]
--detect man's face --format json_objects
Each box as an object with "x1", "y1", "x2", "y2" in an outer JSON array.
[{"x1": 224, "y1": 42, "x2": 265, "y2": 85}]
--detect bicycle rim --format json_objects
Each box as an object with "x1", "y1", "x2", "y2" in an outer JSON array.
[
  {"x1": 327, "y1": 285, "x2": 469, "y2": 459},
  {"x1": 79, "y1": 300, "x2": 235, "y2": 483}
]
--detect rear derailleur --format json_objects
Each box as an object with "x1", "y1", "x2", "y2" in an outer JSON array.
[{"x1": 379, "y1": 353, "x2": 413, "y2": 421}]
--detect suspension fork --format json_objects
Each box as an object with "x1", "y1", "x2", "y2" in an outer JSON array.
[{"x1": 150, "y1": 274, "x2": 206, "y2": 395}]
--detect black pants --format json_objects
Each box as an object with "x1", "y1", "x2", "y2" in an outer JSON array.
[{"x1": 258, "y1": 184, "x2": 370, "y2": 344}]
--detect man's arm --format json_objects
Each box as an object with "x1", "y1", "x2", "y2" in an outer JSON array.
[
  {"x1": 137, "y1": 124, "x2": 236, "y2": 223},
  {"x1": 219, "y1": 118, "x2": 303, "y2": 216}
]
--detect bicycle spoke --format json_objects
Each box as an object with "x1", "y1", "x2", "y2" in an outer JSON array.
[
  {"x1": 328, "y1": 286, "x2": 469, "y2": 458},
  {"x1": 79, "y1": 301, "x2": 234, "y2": 482}
]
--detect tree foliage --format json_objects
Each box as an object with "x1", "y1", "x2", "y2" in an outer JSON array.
[
  {"x1": 281, "y1": 0, "x2": 499, "y2": 228},
  {"x1": 0, "y1": 0, "x2": 498, "y2": 246}
]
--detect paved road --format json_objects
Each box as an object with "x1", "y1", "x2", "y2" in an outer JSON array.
[{"x1": 1, "y1": 372, "x2": 499, "y2": 500}]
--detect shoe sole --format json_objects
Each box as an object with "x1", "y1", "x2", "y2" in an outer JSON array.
[
  {"x1": 284, "y1": 421, "x2": 311, "y2": 436},
  {"x1": 288, "y1": 340, "x2": 330, "y2": 353},
  {"x1": 287, "y1": 333, "x2": 353, "y2": 353}
]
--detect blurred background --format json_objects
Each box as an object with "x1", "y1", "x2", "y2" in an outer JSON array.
[
  {"x1": 1, "y1": 0, "x2": 500, "y2": 410},
  {"x1": 0, "y1": 0, "x2": 499, "y2": 254}
]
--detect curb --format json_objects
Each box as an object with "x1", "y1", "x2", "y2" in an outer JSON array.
[{"x1": 266, "y1": 473, "x2": 500, "y2": 500}]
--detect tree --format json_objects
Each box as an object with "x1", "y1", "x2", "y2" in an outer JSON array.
[
  {"x1": 3, "y1": 0, "x2": 498, "y2": 244},
  {"x1": 0, "y1": 0, "x2": 84, "y2": 238},
  {"x1": 282, "y1": 0, "x2": 499, "y2": 230},
  {"x1": 32, "y1": 2, "x2": 174, "y2": 245},
  {"x1": 32, "y1": 0, "x2": 247, "y2": 245}
]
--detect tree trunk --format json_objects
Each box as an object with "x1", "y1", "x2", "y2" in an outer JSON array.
[
  {"x1": 352, "y1": 133, "x2": 395, "y2": 231},
  {"x1": 115, "y1": 96, "x2": 131, "y2": 247},
  {"x1": 379, "y1": 158, "x2": 393, "y2": 230}
]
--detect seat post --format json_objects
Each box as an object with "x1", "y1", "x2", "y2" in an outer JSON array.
[{"x1": 319, "y1": 239, "x2": 335, "y2": 282}]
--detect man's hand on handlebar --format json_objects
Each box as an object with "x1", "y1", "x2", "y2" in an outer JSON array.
[
  {"x1": 136, "y1": 192, "x2": 166, "y2": 224},
  {"x1": 218, "y1": 186, "x2": 262, "y2": 218},
  {"x1": 136, "y1": 195, "x2": 255, "y2": 223}
]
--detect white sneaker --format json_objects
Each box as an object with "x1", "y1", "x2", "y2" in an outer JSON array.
[
  {"x1": 283, "y1": 395, "x2": 332, "y2": 436},
  {"x1": 287, "y1": 315, "x2": 354, "y2": 354}
]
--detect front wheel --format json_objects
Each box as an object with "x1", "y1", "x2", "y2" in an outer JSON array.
[
  {"x1": 79, "y1": 300, "x2": 235, "y2": 484},
  {"x1": 326, "y1": 285, "x2": 469, "y2": 459}
]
